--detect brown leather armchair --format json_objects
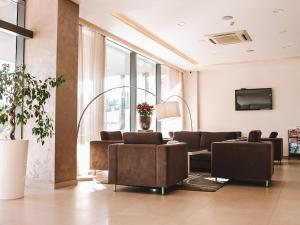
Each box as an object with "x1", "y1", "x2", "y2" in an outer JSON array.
[
  {"x1": 261, "y1": 137, "x2": 283, "y2": 164},
  {"x1": 108, "y1": 132, "x2": 188, "y2": 195},
  {"x1": 90, "y1": 131, "x2": 123, "y2": 171},
  {"x1": 211, "y1": 131, "x2": 274, "y2": 187}
]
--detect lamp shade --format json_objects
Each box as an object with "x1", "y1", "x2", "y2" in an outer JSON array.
[{"x1": 155, "y1": 101, "x2": 181, "y2": 121}]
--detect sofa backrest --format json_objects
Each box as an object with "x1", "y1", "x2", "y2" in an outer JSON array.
[
  {"x1": 123, "y1": 132, "x2": 163, "y2": 145},
  {"x1": 100, "y1": 131, "x2": 123, "y2": 140},
  {"x1": 200, "y1": 131, "x2": 242, "y2": 151},
  {"x1": 173, "y1": 131, "x2": 202, "y2": 149}
]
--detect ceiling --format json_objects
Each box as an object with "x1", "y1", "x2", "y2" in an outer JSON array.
[{"x1": 78, "y1": 0, "x2": 300, "y2": 70}]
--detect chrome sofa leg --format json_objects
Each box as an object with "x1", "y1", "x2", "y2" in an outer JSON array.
[
  {"x1": 265, "y1": 180, "x2": 269, "y2": 187},
  {"x1": 114, "y1": 184, "x2": 117, "y2": 192},
  {"x1": 161, "y1": 187, "x2": 165, "y2": 195}
]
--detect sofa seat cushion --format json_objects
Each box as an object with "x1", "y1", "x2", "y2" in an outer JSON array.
[
  {"x1": 200, "y1": 132, "x2": 241, "y2": 151},
  {"x1": 173, "y1": 131, "x2": 202, "y2": 149}
]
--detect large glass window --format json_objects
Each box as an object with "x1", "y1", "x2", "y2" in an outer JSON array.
[
  {"x1": 0, "y1": 0, "x2": 18, "y2": 24},
  {"x1": 136, "y1": 55, "x2": 157, "y2": 131},
  {"x1": 104, "y1": 41, "x2": 131, "y2": 131},
  {"x1": 0, "y1": 0, "x2": 18, "y2": 139}
]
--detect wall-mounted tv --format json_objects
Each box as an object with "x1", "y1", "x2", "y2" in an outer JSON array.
[{"x1": 235, "y1": 88, "x2": 272, "y2": 111}]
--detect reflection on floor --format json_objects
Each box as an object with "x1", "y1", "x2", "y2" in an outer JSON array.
[{"x1": 1, "y1": 159, "x2": 300, "y2": 225}]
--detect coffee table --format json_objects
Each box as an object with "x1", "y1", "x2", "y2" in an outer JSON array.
[{"x1": 188, "y1": 150, "x2": 204, "y2": 174}]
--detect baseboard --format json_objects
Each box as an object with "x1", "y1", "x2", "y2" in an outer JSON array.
[
  {"x1": 55, "y1": 179, "x2": 78, "y2": 189},
  {"x1": 26, "y1": 179, "x2": 55, "y2": 190},
  {"x1": 77, "y1": 175, "x2": 93, "y2": 181}
]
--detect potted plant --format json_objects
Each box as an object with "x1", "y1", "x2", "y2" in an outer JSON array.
[
  {"x1": 0, "y1": 64, "x2": 64, "y2": 200},
  {"x1": 136, "y1": 102, "x2": 154, "y2": 130}
]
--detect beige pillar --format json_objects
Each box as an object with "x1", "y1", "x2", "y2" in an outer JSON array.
[
  {"x1": 24, "y1": 0, "x2": 79, "y2": 189},
  {"x1": 182, "y1": 71, "x2": 200, "y2": 131}
]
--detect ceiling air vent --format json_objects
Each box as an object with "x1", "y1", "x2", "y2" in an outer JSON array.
[{"x1": 206, "y1": 30, "x2": 252, "y2": 45}]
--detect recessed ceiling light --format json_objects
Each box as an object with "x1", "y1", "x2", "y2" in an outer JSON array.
[
  {"x1": 246, "y1": 49, "x2": 255, "y2": 52},
  {"x1": 279, "y1": 30, "x2": 287, "y2": 34},
  {"x1": 273, "y1": 9, "x2": 284, "y2": 14},
  {"x1": 222, "y1": 16, "x2": 234, "y2": 20},
  {"x1": 177, "y1": 22, "x2": 186, "y2": 27}
]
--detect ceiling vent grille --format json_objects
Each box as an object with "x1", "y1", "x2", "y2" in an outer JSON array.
[{"x1": 206, "y1": 30, "x2": 252, "y2": 45}]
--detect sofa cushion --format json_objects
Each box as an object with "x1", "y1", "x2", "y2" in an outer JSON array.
[
  {"x1": 248, "y1": 130, "x2": 262, "y2": 142},
  {"x1": 100, "y1": 131, "x2": 123, "y2": 140},
  {"x1": 173, "y1": 131, "x2": 202, "y2": 149},
  {"x1": 123, "y1": 132, "x2": 163, "y2": 145},
  {"x1": 200, "y1": 132, "x2": 241, "y2": 151}
]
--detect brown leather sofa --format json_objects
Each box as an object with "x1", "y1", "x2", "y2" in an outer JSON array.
[
  {"x1": 90, "y1": 131, "x2": 123, "y2": 171},
  {"x1": 108, "y1": 132, "x2": 188, "y2": 195},
  {"x1": 172, "y1": 131, "x2": 242, "y2": 171},
  {"x1": 211, "y1": 131, "x2": 274, "y2": 187}
]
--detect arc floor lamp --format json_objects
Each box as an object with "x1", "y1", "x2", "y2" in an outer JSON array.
[{"x1": 77, "y1": 85, "x2": 193, "y2": 138}]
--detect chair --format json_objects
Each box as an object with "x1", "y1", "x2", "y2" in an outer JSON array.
[
  {"x1": 90, "y1": 131, "x2": 123, "y2": 171},
  {"x1": 211, "y1": 130, "x2": 274, "y2": 187},
  {"x1": 269, "y1": 131, "x2": 278, "y2": 138},
  {"x1": 108, "y1": 132, "x2": 188, "y2": 195},
  {"x1": 262, "y1": 132, "x2": 283, "y2": 164}
]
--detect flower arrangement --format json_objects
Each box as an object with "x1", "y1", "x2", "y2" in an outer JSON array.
[{"x1": 136, "y1": 102, "x2": 154, "y2": 117}]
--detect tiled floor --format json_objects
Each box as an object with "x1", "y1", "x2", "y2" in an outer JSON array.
[{"x1": 1, "y1": 159, "x2": 300, "y2": 225}]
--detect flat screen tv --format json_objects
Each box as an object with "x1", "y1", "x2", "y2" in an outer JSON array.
[{"x1": 235, "y1": 88, "x2": 272, "y2": 111}]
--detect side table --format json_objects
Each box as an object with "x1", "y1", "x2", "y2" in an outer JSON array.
[{"x1": 188, "y1": 150, "x2": 204, "y2": 174}]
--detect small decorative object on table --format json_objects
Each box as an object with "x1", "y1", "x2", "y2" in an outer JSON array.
[{"x1": 137, "y1": 102, "x2": 154, "y2": 130}]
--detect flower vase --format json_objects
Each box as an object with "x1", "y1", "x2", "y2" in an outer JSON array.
[{"x1": 139, "y1": 116, "x2": 152, "y2": 130}]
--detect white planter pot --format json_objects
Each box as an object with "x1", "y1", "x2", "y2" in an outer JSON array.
[{"x1": 0, "y1": 140, "x2": 29, "y2": 200}]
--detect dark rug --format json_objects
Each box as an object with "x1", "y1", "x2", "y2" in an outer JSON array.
[{"x1": 177, "y1": 173, "x2": 229, "y2": 192}]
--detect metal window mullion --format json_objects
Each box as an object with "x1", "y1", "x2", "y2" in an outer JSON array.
[
  {"x1": 15, "y1": 0, "x2": 25, "y2": 139},
  {"x1": 156, "y1": 64, "x2": 161, "y2": 132},
  {"x1": 130, "y1": 52, "x2": 137, "y2": 131}
]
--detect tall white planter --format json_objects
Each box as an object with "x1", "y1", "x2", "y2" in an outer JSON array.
[{"x1": 0, "y1": 140, "x2": 28, "y2": 200}]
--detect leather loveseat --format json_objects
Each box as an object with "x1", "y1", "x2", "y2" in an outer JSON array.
[{"x1": 172, "y1": 131, "x2": 242, "y2": 171}]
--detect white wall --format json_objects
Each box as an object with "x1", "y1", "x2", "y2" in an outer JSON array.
[
  {"x1": 182, "y1": 71, "x2": 199, "y2": 131},
  {"x1": 198, "y1": 58, "x2": 300, "y2": 156}
]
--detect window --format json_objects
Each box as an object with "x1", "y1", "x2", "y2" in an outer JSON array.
[
  {"x1": 104, "y1": 41, "x2": 131, "y2": 131},
  {"x1": 0, "y1": 0, "x2": 20, "y2": 139},
  {"x1": 136, "y1": 55, "x2": 157, "y2": 131},
  {"x1": 78, "y1": 26, "x2": 184, "y2": 177},
  {"x1": 0, "y1": 0, "x2": 18, "y2": 24}
]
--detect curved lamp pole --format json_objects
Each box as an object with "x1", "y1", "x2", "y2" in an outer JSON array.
[{"x1": 77, "y1": 86, "x2": 193, "y2": 138}]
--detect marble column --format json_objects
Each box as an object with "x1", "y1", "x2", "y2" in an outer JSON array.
[{"x1": 24, "y1": 0, "x2": 79, "y2": 189}]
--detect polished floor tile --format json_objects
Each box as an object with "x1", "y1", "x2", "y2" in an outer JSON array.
[{"x1": 0, "y1": 159, "x2": 300, "y2": 225}]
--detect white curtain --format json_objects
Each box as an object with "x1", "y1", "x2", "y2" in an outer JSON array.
[
  {"x1": 161, "y1": 65, "x2": 183, "y2": 137},
  {"x1": 77, "y1": 25, "x2": 105, "y2": 176}
]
